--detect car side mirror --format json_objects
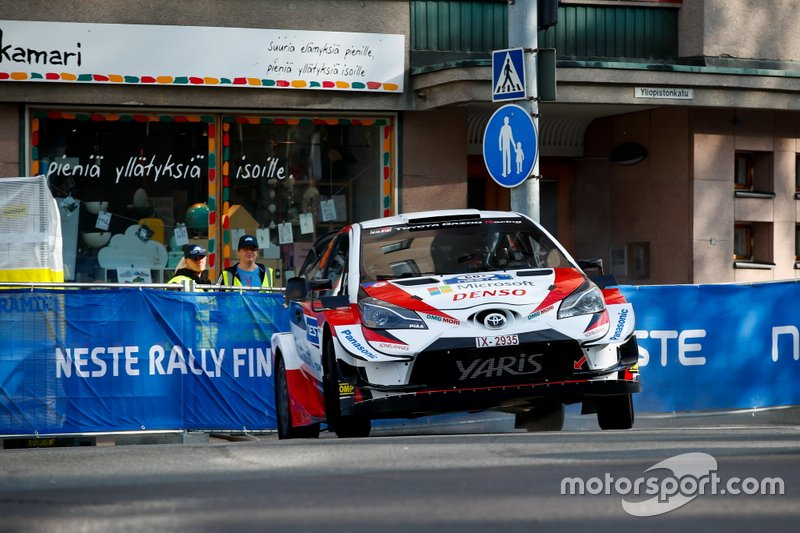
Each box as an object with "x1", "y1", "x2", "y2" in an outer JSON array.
[
  {"x1": 284, "y1": 277, "x2": 309, "y2": 304},
  {"x1": 578, "y1": 258, "x2": 604, "y2": 276}
]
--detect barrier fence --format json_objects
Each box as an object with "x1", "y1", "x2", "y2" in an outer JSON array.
[{"x1": 1, "y1": 280, "x2": 799, "y2": 435}]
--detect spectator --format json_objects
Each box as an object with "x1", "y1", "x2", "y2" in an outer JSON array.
[
  {"x1": 217, "y1": 234, "x2": 275, "y2": 288},
  {"x1": 168, "y1": 244, "x2": 210, "y2": 289}
]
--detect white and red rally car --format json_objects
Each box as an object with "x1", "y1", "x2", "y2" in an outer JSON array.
[{"x1": 272, "y1": 210, "x2": 640, "y2": 438}]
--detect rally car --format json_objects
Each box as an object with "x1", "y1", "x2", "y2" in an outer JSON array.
[{"x1": 272, "y1": 209, "x2": 640, "y2": 438}]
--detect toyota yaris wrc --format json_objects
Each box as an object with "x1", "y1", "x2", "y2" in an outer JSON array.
[{"x1": 271, "y1": 210, "x2": 640, "y2": 438}]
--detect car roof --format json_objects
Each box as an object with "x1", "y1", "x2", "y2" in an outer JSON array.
[{"x1": 357, "y1": 209, "x2": 526, "y2": 229}]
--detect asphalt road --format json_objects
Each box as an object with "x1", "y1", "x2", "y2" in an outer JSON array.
[{"x1": 0, "y1": 426, "x2": 798, "y2": 532}]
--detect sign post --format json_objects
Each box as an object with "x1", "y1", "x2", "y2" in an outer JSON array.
[
  {"x1": 482, "y1": 104, "x2": 538, "y2": 188},
  {"x1": 506, "y1": 2, "x2": 540, "y2": 221}
]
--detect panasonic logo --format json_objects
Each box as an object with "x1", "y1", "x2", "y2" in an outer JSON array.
[
  {"x1": 340, "y1": 329, "x2": 377, "y2": 359},
  {"x1": 610, "y1": 309, "x2": 629, "y2": 341}
]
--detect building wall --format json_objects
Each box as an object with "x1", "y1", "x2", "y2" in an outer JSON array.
[
  {"x1": 577, "y1": 108, "x2": 692, "y2": 284},
  {"x1": 679, "y1": 0, "x2": 800, "y2": 62},
  {"x1": 0, "y1": 104, "x2": 18, "y2": 177},
  {"x1": 400, "y1": 108, "x2": 468, "y2": 213},
  {"x1": 692, "y1": 108, "x2": 800, "y2": 283},
  {"x1": 581, "y1": 106, "x2": 800, "y2": 285}
]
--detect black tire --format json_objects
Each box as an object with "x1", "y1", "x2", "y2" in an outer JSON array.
[
  {"x1": 275, "y1": 356, "x2": 320, "y2": 439},
  {"x1": 323, "y1": 336, "x2": 371, "y2": 438},
  {"x1": 596, "y1": 393, "x2": 634, "y2": 430},
  {"x1": 514, "y1": 403, "x2": 565, "y2": 432}
]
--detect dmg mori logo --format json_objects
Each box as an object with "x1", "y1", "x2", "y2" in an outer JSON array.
[{"x1": 484, "y1": 312, "x2": 507, "y2": 330}]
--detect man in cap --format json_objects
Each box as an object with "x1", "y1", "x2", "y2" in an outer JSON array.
[
  {"x1": 217, "y1": 234, "x2": 275, "y2": 288},
  {"x1": 168, "y1": 244, "x2": 210, "y2": 289}
]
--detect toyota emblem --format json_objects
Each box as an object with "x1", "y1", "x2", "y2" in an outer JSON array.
[{"x1": 484, "y1": 312, "x2": 507, "y2": 330}]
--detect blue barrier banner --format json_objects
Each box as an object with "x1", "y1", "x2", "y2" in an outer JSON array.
[
  {"x1": 2, "y1": 282, "x2": 799, "y2": 435},
  {"x1": 0, "y1": 289, "x2": 286, "y2": 434},
  {"x1": 620, "y1": 281, "x2": 800, "y2": 412}
]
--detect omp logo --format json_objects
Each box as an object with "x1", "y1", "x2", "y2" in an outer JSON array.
[
  {"x1": 428, "y1": 285, "x2": 453, "y2": 296},
  {"x1": 339, "y1": 382, "x2": 354, "y2": 396},
  {"x1": 340, "y1": 329, "x2": 377, "y2": 359},
  {"x1": 610, "y1": 308, "x2": 629, "y2": 341},
  {"x1": 306, "y1": 316, "x2": 320, "y2": 347},
  {"x1": 527, "y1": 304, "x2": 554, "y2": 320},
  {"x1": 456, "y1": 353, "x2": 542, "y2": 380}
]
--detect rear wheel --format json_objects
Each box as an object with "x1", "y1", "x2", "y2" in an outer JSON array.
[
  {"x1": 596, "y1": 394, "x2": 634, "y2": 430},
  {"x1": 323, "y1": 337, "x2": 371, "y2": 438},
  {"x1": 514, "y1": 403, "x2": 565, "y2": 432},
  {"x1": 275, "y1": 356, "x2": 320, "y2": 439}
]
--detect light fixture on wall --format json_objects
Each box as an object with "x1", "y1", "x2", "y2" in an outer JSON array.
[{"x1": 609, "y1": 142, "x2": 648, "y2": 165}]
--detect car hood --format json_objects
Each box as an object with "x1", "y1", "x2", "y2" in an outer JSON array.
[{"x1": 360, "y1": 269, "x2": 586, "y2": 315}]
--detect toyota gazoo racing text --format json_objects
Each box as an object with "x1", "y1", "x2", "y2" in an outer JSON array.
[{"x1": 271, "y1": 210, "x2": 640, "y2": 438}]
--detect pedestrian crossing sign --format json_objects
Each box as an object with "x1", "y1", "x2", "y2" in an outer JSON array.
[{"x1": 492, "y1": 48, "x2": 526, "y2": 102}]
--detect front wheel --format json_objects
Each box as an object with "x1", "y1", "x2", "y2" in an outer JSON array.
[
  {"x1": 323, "y1": 337, "x2": 371, "y2": 438},
  {"x1": 596, "y1": 394, "x2": 634, "y2": 430},
  {"x1": 275, "y1": 356, "x2": 320, "y2": 439}
]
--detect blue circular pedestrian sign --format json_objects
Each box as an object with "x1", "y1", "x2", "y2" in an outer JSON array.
[{"x1": 482, "y1": 103, "x2": 538, "y2": 188}]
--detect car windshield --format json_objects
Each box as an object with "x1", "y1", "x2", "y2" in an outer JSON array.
[{"x1": 360, "y1": 217, "x2": 572, "y2": 282}]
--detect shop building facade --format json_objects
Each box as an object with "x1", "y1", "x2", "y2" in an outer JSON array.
[{"x1": 2, "y1": 0, "x2": 800, "y2": 285}]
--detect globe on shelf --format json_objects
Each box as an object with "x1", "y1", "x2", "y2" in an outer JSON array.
[{"x1": 185, "y1": 203, "x2": 209, "y2": 236}]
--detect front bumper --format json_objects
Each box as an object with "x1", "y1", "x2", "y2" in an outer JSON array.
[{"x1": 342, "y1": 377, "x2": 641, "y2": 420}]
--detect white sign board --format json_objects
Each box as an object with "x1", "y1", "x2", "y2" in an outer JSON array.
[
  {"x1": 0, "y1": 20, "x2": 405, "y2": 93},
  {"x1": 634, "y1": 87, "x2": 693, "y2": 100}
]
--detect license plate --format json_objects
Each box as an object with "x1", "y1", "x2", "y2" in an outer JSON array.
[{"x1": 475, "y1": 334, "x2": 519, "y2": 348}]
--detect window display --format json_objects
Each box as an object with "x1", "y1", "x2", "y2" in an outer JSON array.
[
  {"x1": 32, "y1": 111, "x2": 213, "y2": 282},
  {"x1": 220, "y1": 115, "x2": 395, "y2": 273},
  {"x1": 30, "y1": 110, "x2": 396, "y2": 283}
]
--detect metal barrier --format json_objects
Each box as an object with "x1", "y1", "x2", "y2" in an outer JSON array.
[{"x1": 0, "y1": 281, "x2": 285, "y2": 293}]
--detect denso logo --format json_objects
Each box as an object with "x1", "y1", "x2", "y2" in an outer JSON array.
[
  {"x1": 453, "y1": 289, "x2": 526, "y2": 301},
  {"x1": 456, "y1": 353, "x2": 543, "y2": 380},
  {"x1": 610, "y1": 308, "x2": 629, "y2": 341}
]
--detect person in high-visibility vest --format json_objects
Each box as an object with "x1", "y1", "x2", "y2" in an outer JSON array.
[
  {"x1": 168, "y1": 244, "x2": 210, "y2": 290},
  {"x1": 216, "y1": 234, "x2": 274, "y2": 288}
]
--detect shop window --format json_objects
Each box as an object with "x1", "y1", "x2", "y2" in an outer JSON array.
[
  {"x1": 32, "y1": 110, "x2": 213, "y2": 282},
  {"x1": 221, "y1": 115, "x2": 394, "y2": 271}
]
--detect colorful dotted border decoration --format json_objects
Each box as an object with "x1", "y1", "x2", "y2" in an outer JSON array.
[
  {"x1": 29, "y1": 111, "x2": 219, "y2": 269},
  {"x1": 2, "y1": 71, "x2": 400, "y2": 92}
]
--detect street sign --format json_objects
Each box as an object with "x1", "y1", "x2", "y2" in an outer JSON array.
[
  {"x1": 482, "y1": 103, "x2": 538, "y2": 188},
  {"x1": 492, "y1": 48, "x2": 526, "y2": 102}
]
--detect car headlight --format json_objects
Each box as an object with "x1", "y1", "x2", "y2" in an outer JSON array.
[
  {"x1": 557, "y1": 280, "x2": 605, "y2": 319},
  {"x1": 359, "y1": 297, "x2": 427, "y2": 329}
]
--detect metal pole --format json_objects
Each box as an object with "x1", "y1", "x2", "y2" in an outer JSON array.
[{"x1": 508, "y1": 0, "x2": 539, "y2": 222}]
